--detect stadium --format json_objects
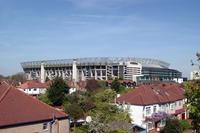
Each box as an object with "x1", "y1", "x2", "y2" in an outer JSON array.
[{"x1": 21, "y1": 57, "x2": 182, "y2": 83}]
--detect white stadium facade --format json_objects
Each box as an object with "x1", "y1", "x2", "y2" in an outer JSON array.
[{"x1": 21, "y1": 57, "x2": 182, "y2": 83}]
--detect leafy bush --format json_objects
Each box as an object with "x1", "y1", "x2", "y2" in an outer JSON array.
[
  {"x1": 161, "y1": 118, "x2": 183, "y2": 133},
  {"x1": 111, "y1": 78, "x2": 121, "y2": 93},
  {"x1": 179, "y1": 120, "x2": 192, "y2": 131},
  {"x1": 95, "y1": 89, "x2": 116, "y2": 103},
  {"x1": 109, "y1": 129, "x2": 128, "y2": 133},
  {"x1": 38, "y1": 93, "x2": 52, "y2": 105},
  {"x1": 71, "y1": 127, "x2": 87, "y2": 133},
  {"x1": 64, "y1": 103, "x2": 84, "y2": 121},
  {"x1": 119, "y1": 85, "x2": 127, "y2": 93},
  {"x1": 98, "y1": 80, "x2": 108, "y2": 89}
]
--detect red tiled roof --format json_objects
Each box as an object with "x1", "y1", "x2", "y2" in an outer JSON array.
[
  {"x1": 18, "y1": 80, "x2": 47, "y2": 89},
  {"x1": 0, "y1": 81, "x2": 68, "y2": 128},
  {"x1": 117, "y1": 83, "x2": 185, "y2": 105}
]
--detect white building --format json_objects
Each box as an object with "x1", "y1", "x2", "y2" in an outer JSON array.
[
  {"x1": 173, "y1": 78, "x2": 184, "y2": 84},
  {"x1": 116, "y1": 83, "x2": 188, "y2": 132},
  {"x1": 17, "y1": 80, "x2": 47, "y2": 96}
]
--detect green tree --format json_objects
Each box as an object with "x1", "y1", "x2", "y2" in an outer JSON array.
[
  {"x1": 38, "y1": 93, "x2": 52, "y2": 105},
  {"x1": 196, "y1": 52, "x2": 200, "y2": 60},
  {"x1": 98, "y1": 80, "x2": 108, "y2": 89},
  {"x1": 64, "y1": 103, "x2": 84, "y2": 130},
  {"x1": 79, "y1": 97, "x2": 96, "y2": 113},
  {"x1": 47, "y1": 77, "x2": 69, "y2": 106},
  {"x1": 0, "y1": 74, "x2": 5, "y2": 79},
  {"x1": 88, "y1": 113, "x2": 110, "y2": 133},
  {"x1": 184, "y1": 53, "x2": 200, "y2": 132},
  {"x1": 111, "y1": 78, "x2": 121, "y2": 93},
  {"x1": 9, "y1": 72, "x2": 26, "y2": 83},
  {"x1": 85, "y1": 79, "x2": 100, "y2": 92},
  {"x1": 88, "y1": 89, "x2": 131, "y2": 133},
  {"x1": 179, "y1": 120, "x2": 192, "y2": 131},
  {"x1": 184, "y1": 80, "x2": 200, "y2": 132},
  {"x1": 191, "y1": 52, "x2": 200, "y2": 68},
  {"x1": 95, "y1": 89, "x2": 116, "y2": 103},
  {"x1": 161, "y1": 118, "x2": 183, "y2": 133},
  {"x1": 61, "y1": 84, "x2": 131, "y2": 133},
  {"x1": 109, "y1": 129, "x2": 128, "y2": 133},
  {"x1": 64, "y1": 103, "x2": 84, "y2": 121}
]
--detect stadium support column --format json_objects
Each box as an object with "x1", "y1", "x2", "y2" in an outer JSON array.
[
  {"x1": 95, "y1": 67, "x2": 97, "y2": 80},
  {"x1": 105, "y1": 66, "x2": 108, "y2": 80},
  {"x1": 100, "y1": 69, "x2": 103, "y2": 80},
  {"x1": 72, "y1": 59, "x2": 78, "y2": 82},
  {"x1": 41, "y1": 63, "x2": 45, "y2": 83}
]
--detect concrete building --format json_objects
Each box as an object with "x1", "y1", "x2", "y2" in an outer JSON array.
[
  {"x1": 21, "y1": 57, "x2": 181, "y2": 83},
  {"x1": 17, "y1": 80, "x2": 47, "y2": 96},
  {"x1": 116, "y1": 83, "x2": 187, "y2": 132},
  {"x1": 0, "y1": 81, "x2": 70, "y2": 133}
]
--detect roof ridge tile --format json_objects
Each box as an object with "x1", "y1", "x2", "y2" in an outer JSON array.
[{"x1": 0, "y1": 82, "x2": 11, "y2": 103}]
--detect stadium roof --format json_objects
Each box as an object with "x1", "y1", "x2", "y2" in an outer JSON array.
[{"x1": 21, "y1": 57, "x2": 170, "y2": 69}]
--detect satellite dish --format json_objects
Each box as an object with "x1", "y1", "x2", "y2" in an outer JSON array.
[{"x1": 86, "y1": 116, "x2": 92, "y2": 123}]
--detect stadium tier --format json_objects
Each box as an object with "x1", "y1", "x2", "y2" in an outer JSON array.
[{"x1": 21, "y1": 57, "x2": 181, "y2": 83}]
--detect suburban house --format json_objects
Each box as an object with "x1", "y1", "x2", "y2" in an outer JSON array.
[
  {"x1": 0, "y1": 81, "x2": 70, "y2": 133},
  {"x1": 17, "y1": 80, "x2": 47, "y2": 96},
  {"x1": 116, "y1": 83, "x2": 188, "y2": 132}
]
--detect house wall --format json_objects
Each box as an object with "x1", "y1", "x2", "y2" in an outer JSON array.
[
  {"x1": 117, "y1": 99, "x2": 187, "y2": 130},
  {"x1": 0, "y1": 119, "x2": 69, "y2": 133},
  {"x1": 118, "y1": 104, "x2": 145, "y2": 127}
]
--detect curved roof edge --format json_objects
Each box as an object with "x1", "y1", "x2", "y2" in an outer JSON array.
[{"x1": 21, "y1": 57, "x2": 170, "y2": 69}]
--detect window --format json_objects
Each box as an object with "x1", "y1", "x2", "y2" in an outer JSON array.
[
  {"x1": 179, "y1": 101, "x2": 182, "y2": 106},
  {"x1": 170, "y1": 103, "x2": 175, "y2": 110},
  {"x1": 43, "y1": 123, "x2": 48, "y2": 130},
  {"x1": 146, "y1": 107, "x2": 151, "y2": 115},
  {"x1": 160, "y1": 119, "x2": 166, "y2": 127},
  {"x1": 127, "y1": 104, "x2": 131, "y2": 110},
  {"x1": 147, "y1": 122, "x2": 154, "y2": 130},
  {"x1": 153, "y1": 106, "x2": 157, "y2": 113},
  {"x1": 34, "y1": 88, "x2": 37, "y2": 91},
  {"x1": 175, "y1": 102, "x2": 177, "y2": 107},
  {"x1": 29, "y1": 89, "x2": 31, "y2": 91}
]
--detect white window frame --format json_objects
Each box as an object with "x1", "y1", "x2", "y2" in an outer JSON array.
[
  {"x1": 170, "y1": 103, "x2": 175, "y2": 110},
  {"x1": 153, "y1": 106, "x2": 157, "y2": 113},
  {"x1": 179, "y1": 101, "x2": 182, "y2": 106},
  {"x1": 146, "y1": 106, "x2": 151, "y2": 116},
  {"x1": 147, "y1": 122, "x2": 154, "y2": 130}
]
